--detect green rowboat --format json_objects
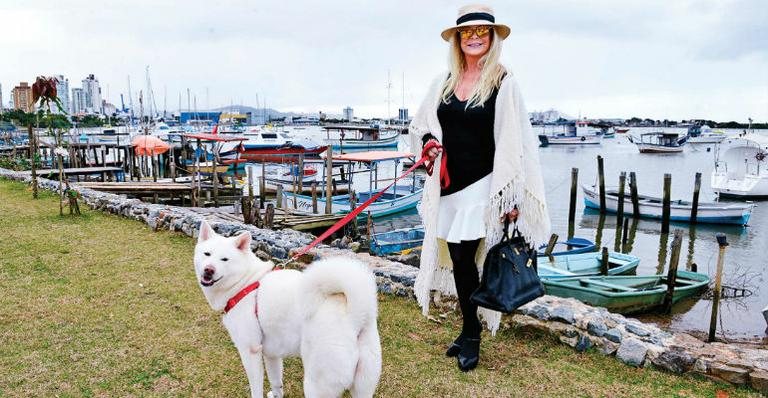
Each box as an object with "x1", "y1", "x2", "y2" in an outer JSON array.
[
  {"x1": 537, "y1": 251, "x2": 640, "y2": 280},
  {"x1": 542, "y1": 271, "x2": 710, "y2": 314}
]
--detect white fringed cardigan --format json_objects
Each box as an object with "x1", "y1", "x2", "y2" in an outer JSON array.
[{"x1": 408, "y1": 71, "x2": 551, "y2": 334}]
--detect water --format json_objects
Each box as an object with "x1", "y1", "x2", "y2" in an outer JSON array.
[{"x1": 370, "y1": 126, "x2": 767, "y2": 341}]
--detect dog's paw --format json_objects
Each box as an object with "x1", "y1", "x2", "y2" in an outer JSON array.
[{"x1": 267, "y1": 386, "x2": 283, "y2": 398}]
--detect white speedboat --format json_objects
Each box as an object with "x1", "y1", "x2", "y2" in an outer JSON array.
[
  {"x1": 538, "y1": 121, "x2": 603, "y2": 146},
  {"x1": 687, "y1": 125, "x2": 726, "y2": 144},
  {"x1": 711, "y1": 133, "x2": 768, "y2": 199}
]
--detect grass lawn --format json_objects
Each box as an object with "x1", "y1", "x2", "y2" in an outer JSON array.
[{"x1": 0, "y1": 178, "x2": 760, "y2": 397}]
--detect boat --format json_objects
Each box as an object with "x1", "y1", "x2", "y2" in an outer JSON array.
[
  {"x1": 763, "y1": 305, "x2": 768, "y2": 334},
  {"x1": 245, "y1": 164, "x2": 350, "y2": 194},
  {"x1": 687, "y1": 125, "x2": 725, "y2": 144},
  {"x1": 538, "y1": 121, "x2": 602, "y2": 146},
  {"x1": 614, "y1": 128, "x2": 630, "y2": 134},
  {"x1": 224, "y1": 127, "x2": 328, "y2": 164},
  {"x1": 711, "y1": 133, "x2": 768, "y2": 199},
  {"x1": 582, "y1": 184, "x2": 754, "y2": 225},
  {"x1": 369, "y1": 226, "x2": 425, "y2": 256},
  {"x1": 537, "y1": 251, "x2": 640, "y2": 280},
  {"x1": 627, "y1": 132, "x2": 687, "y2": 153},
  {"x1": 323, "y1": 125, "x2": 400, "y2": 150},
  {"x1": 281, "y1": 151, "x2": 422, "y2": 218},
  {"x1": 538, "y1": 237, "x2": 596, "y2": 256},
  {"x1": 541, "y1": 271, "x2": 710, "y2": 314}
]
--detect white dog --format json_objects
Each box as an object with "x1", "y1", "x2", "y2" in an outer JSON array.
[{"x1": 193, "y1": 221, "x2": 382, "y2": 398}]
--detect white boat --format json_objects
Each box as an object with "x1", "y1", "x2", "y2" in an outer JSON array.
[
  {"x1": 763, "y1": 305, "x2": 768, "y2": 334},
  {"x1": 687, "y1": 125, "x2": 726, "y2": 144},
  {"x1": 582, "y1": 184, "x2": 755, "y2": 225},
  {"x1": 628, "y1": 132, "x2": 687, "y2": 153},
  {"x1": 323, "y1": 126, "x2": 400, "y2": 149},
  {"x1": 711, "y1": 133, "x2": 768, "y2": 199},
  {"x1": 538, "y1": 121, "x2": 603, "y2": 146},
  {"x1": 281, "y1": 151, "x2": 422, "y2": 217}
]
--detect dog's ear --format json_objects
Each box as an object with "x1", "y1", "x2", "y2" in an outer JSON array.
[
  {"x1": 234, "y1": 231, "x2": 252, "y2": 252},
  {"x1": 198, "y1": 220, "x2": 214, "y2": 242}
]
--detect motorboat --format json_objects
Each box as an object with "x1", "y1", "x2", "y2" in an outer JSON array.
[
  {"x1": 711, "y1": 133, "x2": 768, "y2": 199},
  {"x1": 627, "y1": 132, "x2": 687, "y2": 153}
]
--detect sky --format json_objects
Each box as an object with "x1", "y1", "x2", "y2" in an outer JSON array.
[{"x1": 1, "y1": 0, "x2": 766, "y2": 121}]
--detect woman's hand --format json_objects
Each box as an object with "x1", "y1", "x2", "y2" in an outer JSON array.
[
  {"x1": 503, "y1": 208, "x2": 519, "y2": 223},
  {"x1": 424, "y1": 139, "x2": 442, "y2": 161}
]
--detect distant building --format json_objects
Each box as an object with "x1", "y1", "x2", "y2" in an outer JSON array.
[
  {"x1": 0, "y1": 83, "x2": 4, "y2": 114},
  {"x1": 12, "y1": 82, "x2": 33, "y2": 112},
  {"x1": 51, "y1": 75, "x2": 70, "y2": 115},
  {"x1": 179, "y1": 111, "x2": 221, "y2": 124},
  {"x1": 398, "y1": 108, "x2": 409, "y2": 122},
  {"x1": 102, "y1": 101, "x2": 117, "y2": 116},
  {"x1": 343, "y1": 106, "x2": 354, "y2": 122},
  {"x1": 81, "y1": 74, "x2": 102, "y2": 114},
  {"x1": 530, "y1": 109, "x2": 571, "y2": 124},
  {"x1": 71, "y1": 88, "x2": 86, "y2": 115}
]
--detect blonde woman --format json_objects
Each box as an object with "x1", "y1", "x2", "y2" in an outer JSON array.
[{"x1": 409, "y1": 5, "x2": 550, "y2": 372}]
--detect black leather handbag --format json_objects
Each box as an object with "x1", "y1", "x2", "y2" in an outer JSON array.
[{"x1": 470, "y1": 219, "x2": 544, "y2": 313}]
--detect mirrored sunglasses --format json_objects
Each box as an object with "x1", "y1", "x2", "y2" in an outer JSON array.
[{"x1": 458, "y1": 25, "x2": 492, "y2": 40}]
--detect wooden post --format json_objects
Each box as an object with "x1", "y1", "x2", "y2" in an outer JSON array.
[
  {"x1": 366, "y1": 211, "x2": 373, "y2": 240},
  {"x1": 544, "y1": 233, "x2": 559, "y2": 263},
  {"x1": 276, "y1": 184, "x2": 283, "y2": 208},
  {"x1": 597, "y1": 155, "x2": 606, "y2": 213},
  {"x1": 708, "y1": 234, "x2": 728, "y2": 342},
  {"x1": 662, "y1": 229, "x2": 684, "y2": 313},
  {"x1": 298, "y1": 153, "x2": 304, "y2": 193},
  {"x1": 212, "y1": 152, "x2": 219, "y2": 208},
  {"x1": 311, "y1": 183, "x2": 318, "y2": 214},
  {"x1": 621, "y1": 218, "x2": 629, "y2": 253},
  {"x1": 265, "y1": 203, "x2": 275, "y2": 229},
  {"x1": 617, "y1": 172, "x2": 626, "y2": 225},
  {"x1": 600, "y1": 247, "x2": 609, "y2": 275},
  {"x1": 152, "y1": 151, "x2": 158, "y2": 182},
  {"x1": 170, "y1": 146, "x2": 176, "y2": 181},
  {"x1": 259, "y1": 162, "x2": 266, "y2": 209},
  {"x1": 350, "y1": 190, "x2": 358, "y2": 238},
  {"x1": 629, "y1": 171, "x2": 640, "y2": 218},
  {"x1": 325, "y1": 146, "x2": 333, "y2": 214},
  {"x1": 27, "y1": 124, "x2": 38, "y2": 199},
  {"x1": 568, "y1": 167, "x2": 578, "y2": 239},
  {"x1": 661, "y1": 173, "x2": 672, "y2": 234},
  {"x1": 690, "y1": 172, "x2": 701, "y2": 224}
]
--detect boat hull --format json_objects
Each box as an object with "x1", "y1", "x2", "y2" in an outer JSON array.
[
  {"x1": 281, "y1": 186, "x2": 422, "y2": 218},
  {"x1": 711, "y1": 172, "x2": 768, "y2": 199},
  {"x1": 235, "y1": 146, "x2": 328, "y2": 163},
  {"x1": 537, "y1": 251, "x2": 640, "y2": 280},
  {"x1": 370, "y1": 227, "x2": 425, "y2": 256},
  {"x1": 582, "y1": 185, "x2": 753, "y2": 225},
  {"x1": 636, "y1": 143, "x2": 684, "y2": 153},
  {"x1": 328, "y1": 133, "x2": 400, "y2": 149},
  {"x1": 542, "y1": 271, "x2": 710, "y2": 314},
  {"x1": 538, "y1": 134, "x2": 602, "y2": 146}
]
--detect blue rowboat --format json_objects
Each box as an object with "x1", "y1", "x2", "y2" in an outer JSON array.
[
  {"x1": 537, "y1": 251, "x2": 640, "y2": 280},
  {"x1": 538, "y1": 237, "x2": 596, "y2": 257},
  {"x1": 370, "y1": 227, "x2": 425, "y2": 256}
]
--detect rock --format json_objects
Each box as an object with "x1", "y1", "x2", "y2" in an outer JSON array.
[
  {"x1": 255, "y1": 250, "x2": 272, "y2": 261},
  {"x1": 604, "y1": 328, "x2": 622, "y2": 343},
  {"x1": 528, "y1": 305, "x2": 551, "y2": 321},
  {"x1": 749, "y1": 370, "x2": 768, "y2": 395},
  {"x1": 550, "y1": 306, "x2": 575, "y2": 324},
  {"x1": 693, "y1": 358, "x2": 711, "y2": 374},
  {"x1": 625, "y1": 322, "x2": 651, "y2": 337},
  {"x1": 600, "y1": 340, "x2": 619, "y2": 356},
  {"x1": 559, "y1": 335, "x2": 578, "y2": 348},
  {"x1": 587, "y1": 320, "x2": 607, "y2": 337},
  {"x1": 349, "y1": 242, "x2": 361, "y2": 252},
  {"x1": 652, "y1": 348, "x2": 697, "y2": 374},
  {"x1": 575, "y1": 334, "x2": 592, "y2": 352},
  {"x1": 710, "y1": 363, "x2": 749, "y2": 385},
  {"x1": 616, "y1": 338, "x2": 648, "y2": 367}
]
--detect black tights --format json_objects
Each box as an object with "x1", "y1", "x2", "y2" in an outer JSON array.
[{"x1": 447, "y1": 239, "x2": 482, "y2": 339}]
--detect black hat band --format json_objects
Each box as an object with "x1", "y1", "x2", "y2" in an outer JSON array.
[{"x1": 456, "y1": 12, "x2": 495, "y2": 25}]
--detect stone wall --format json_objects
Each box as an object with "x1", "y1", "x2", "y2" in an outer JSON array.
[{"x1": 2, "y1": 168, "x2": 766, "y2": 394}]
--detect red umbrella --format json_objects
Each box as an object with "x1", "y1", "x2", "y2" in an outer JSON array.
[{"x1": 132, "y1": 135, "x2": 170, "y2": 156}]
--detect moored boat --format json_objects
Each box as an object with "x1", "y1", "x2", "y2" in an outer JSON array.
[
  {"x1": 370, "y1": 227, "x2": 425, "y2": 256},
  {"x1": 541, "y1": 271, "x2": 710, "y2": 314},
  {"x1": 281, "y1": 151, "x2": 422, "y2": 218},
  {"x1": 628, "y1": 132, "x2": 687, "y2": 153},
  {"x1": 582, "y1": 184, "x2": 754, "y2": 225},
  {"x1": 324, "y1": 125, "x2": 400, "y2": 150},
  {"x1": 538, "y1": 121, "x2": 603, "y2": 147},
  {"x1": 711, "y1": 133, "x2": 768, "y2": 199},
  {"x1": 538, "y1": 237, "x2": 596, "y2": 256},
  {"x1": 537, "y1": 251, "x2": 639, "y2": 280}
]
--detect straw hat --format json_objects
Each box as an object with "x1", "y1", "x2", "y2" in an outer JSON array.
[{"x1": 441, "y1": 4, "x2": 510, "y2": 41}]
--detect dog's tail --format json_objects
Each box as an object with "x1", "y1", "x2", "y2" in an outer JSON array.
[{"x1": 301, "y1": 256, "x2": 378, "y2": 330}]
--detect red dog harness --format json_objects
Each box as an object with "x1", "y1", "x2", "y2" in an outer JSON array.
[{"x1": 224, "y1": 281, "x2": 260, "y2": 314}]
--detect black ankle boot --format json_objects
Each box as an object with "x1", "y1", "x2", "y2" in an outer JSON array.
[
  {"x1": 457, "y1": 338, "x2": 480, "y2": 372},
  {"x1": 445, "y1": 334, "x2": 466, "y2": 357}
]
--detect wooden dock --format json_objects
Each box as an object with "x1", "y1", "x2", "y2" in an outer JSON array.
[
  {"x1": 25, "y1": 166, "x2": 124, "y2": 181},
  {"x1": 189, "y1": 206, "x2": 344, "y2": 231},
  {"x1": 77, "y1": 181, "x2": 195, "y2": 194}
]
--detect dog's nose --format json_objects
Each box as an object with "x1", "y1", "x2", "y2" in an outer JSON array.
[{"x1": 203, "y1": 266, "x2": 215, "y2": 278}]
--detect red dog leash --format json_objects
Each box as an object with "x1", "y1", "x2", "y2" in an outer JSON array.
[{"x1": 289, "y1": 140, "x2": 447, "y2": 261}]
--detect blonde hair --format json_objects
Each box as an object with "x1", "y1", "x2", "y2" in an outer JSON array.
[{"x1": 441, "y1": 29, "x2": 506, "y2": 108}]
